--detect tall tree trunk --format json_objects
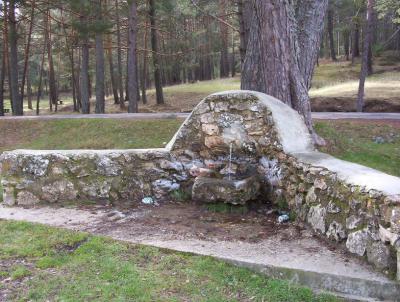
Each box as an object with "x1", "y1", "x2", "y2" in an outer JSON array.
[
  {"x1": 26, "y1": 65, "x2": 32, "y2": 109},
  {"x1": 0, "y1": 9, "x2": 7, "y2": 116},
  {"x1": 127, "y1": 0, "x2": 139, "y2": 113},
  {"x1": 344, "y1": 29, "x2": 350, "y2": 61},
  {"x1": 116, "y1": 0, "x2": 125, "y2": 108},
  {"x1": 80, "y1": 17, "x2": 90, "y2": 114},
  {"x1": 149, "y1": 0, "x2": 164, "y2": 105},
  {"x1": 357, "y1": 0, "x2": 375, "y2": 112},
  {"x1": 95, "y1": 1, "x2": 106, "y2": 114},
  {"x1": 242, "y1": 0, "x2": 327, "y2": 142},
  {"x1": 45, "y1": 9, "x2": 58, "y2": 111},
  {"x1": 20, "y1": 1, "x2": 35, "y2": 106},
  {"x1": 327, "y1": 7, "x2": 337, "y2": 61},
  {"x1": 352, "y1": 23, "x2": 360, "y2": 63},
  {"x1": 8, "y1": 0, "x2": 23, "y2": 115},
  {"x1": 141, "y1": 20, "x2": 149, "y2": 104},
  {"x1": 238, "y1": 0, "x2": 252, "y2": 67},
  {"x1": 36, "y1": 27, "x2": 47, "y2": 115},
  {"x1": 107, "y1": 35, "x2": 119, "y2": 104},
  {"x1": 219, "y1": 0, "x2": 230, "y2": 78},
  {"x1": 0, "y1": 41, "x2": 5, "y2": 116}
]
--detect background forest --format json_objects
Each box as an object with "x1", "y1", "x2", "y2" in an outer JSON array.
[{"x1": 0, "y1": 0, "x2": 399, "y2": 117}]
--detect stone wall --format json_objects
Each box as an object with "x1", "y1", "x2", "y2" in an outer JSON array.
[{"x1": 1, "y1": 91, "x2": 400, "y2": 280}]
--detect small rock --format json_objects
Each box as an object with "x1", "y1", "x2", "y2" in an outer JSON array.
[
  {"x1": 326, "y1": 201, "x2": 341, "y2": 214},
  {"x1": 373, "y1": 136, "x2": 386, "y2": 144},
  {"x1": 326, "y1": 221, "x2": 347, "y2": 242},
  {"x1": 314, "y1": 178, "x2": 327, "y2": 190},
  {"x1": 142, "y1": 197, "x2": 155, "y2": 205},
  {"x1": 16, "y1": 191, "x2": 40, "y2": 206},
  {"x1": 305, "y1": 186, "x2": 317, "y2": 204}
]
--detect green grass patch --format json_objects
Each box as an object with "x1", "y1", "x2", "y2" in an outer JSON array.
[
  {"x1": 0, "y1": 220, "x2": 337, "y2": 301},
  {"x1": 315, "y1": 120, "x2": 400, "y2": 176},
  {"x1": 0, "y1": 119, "x2": 183, "y2": 151},
  {"x1": 10, "y1": 265, "x2": 32, "y2": 280}
]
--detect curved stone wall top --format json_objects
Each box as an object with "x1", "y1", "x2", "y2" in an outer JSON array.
[
  {"x1": 215, "y1": 91, "x2": 315, "y2": 154},
  {"x1": 167, "y1": 90, "x2": 315, "y2": 154}
]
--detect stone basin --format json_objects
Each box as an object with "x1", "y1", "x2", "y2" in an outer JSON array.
[{"x1": 191, "y1": 175, "x2": 261, "y2": 205}]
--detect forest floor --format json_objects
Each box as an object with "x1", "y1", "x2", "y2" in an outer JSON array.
[{"x1": 3, "y1": 54, "x2": 399, "y2": 115}]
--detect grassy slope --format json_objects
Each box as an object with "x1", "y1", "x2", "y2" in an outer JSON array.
[
  {"x1": 0, "y1": 220, "x2": 337, "y2": 302},
  {"x1": 315, "y1": 120, "x2": 400, "y2": 177},
  {"x1": 0, "y1": 119, "x2": 183, "y2": 152}
]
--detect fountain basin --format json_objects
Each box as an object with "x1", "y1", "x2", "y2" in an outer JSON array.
[{"x1": 192, "y1": 175, "x2": 260, "y2": 205}]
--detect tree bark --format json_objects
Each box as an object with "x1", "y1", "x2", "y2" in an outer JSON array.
[
  {"x1": 357, "y1": 0, "x2": 375, "y2": 112},
  {"x1": 242, "y1": 0, "x2": 327, "y2": 141},
  {"x1": 296, "y1": 0, "x2": 329, "y2": 89},
  {"x1": 95, "y1": 1, "x2": 106, "y2": 114},
  {"x1": 127, "y1": 0, "x2": 139, "y2": 113},
  {"x1": 327, "y1": 7, "x2": 337, "y2": 61},
  {"x1": 8, "y1": 0, "x2": 23, "y2": 115},
  {"x1": 149, "y1": 0, "x2": 164, "y2": 105}
]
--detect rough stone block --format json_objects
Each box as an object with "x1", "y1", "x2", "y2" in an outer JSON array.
[
  {"x1": 192, "y1": 176, "x2": 260, "y2": 205},
  {"x1": 307, "y1": 205, "x2": 326, "y2": 234},
  {"x1": 346, "y1": 229, "x2": 369, "y2": 256}
]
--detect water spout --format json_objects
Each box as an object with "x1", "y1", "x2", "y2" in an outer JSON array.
[{"x1": 229, "y1": 142, "x2": 233, "y2": 181}]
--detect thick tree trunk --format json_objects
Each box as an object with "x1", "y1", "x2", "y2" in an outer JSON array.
[
  {"x1": 8, "y1": 0, "x2": 23, "y2": 115},
  {"x1": 116, "y1": 0, "x2": 125, "y2": 108},
  {"x1": 327, "y1": 7, "x2": 337, "y2": 61},
  {"x1": 149, "y1": 0, "x2": 164, "y2": 105},
  {"x1": 357, "y1": 0, "x2": 375, "y2": 112},
  {"x1": 20, "y1": 1, "x2": 35, "y2": 106},
  {"x1": 127, "y1": 0, "x2": 139, "y2": 113},
  {"x1": 95, "y1": 1, "x2": 105, "y2": 114},
  {"x1": 242, "y1": 0, "x2": 327, "y2": 141}
]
